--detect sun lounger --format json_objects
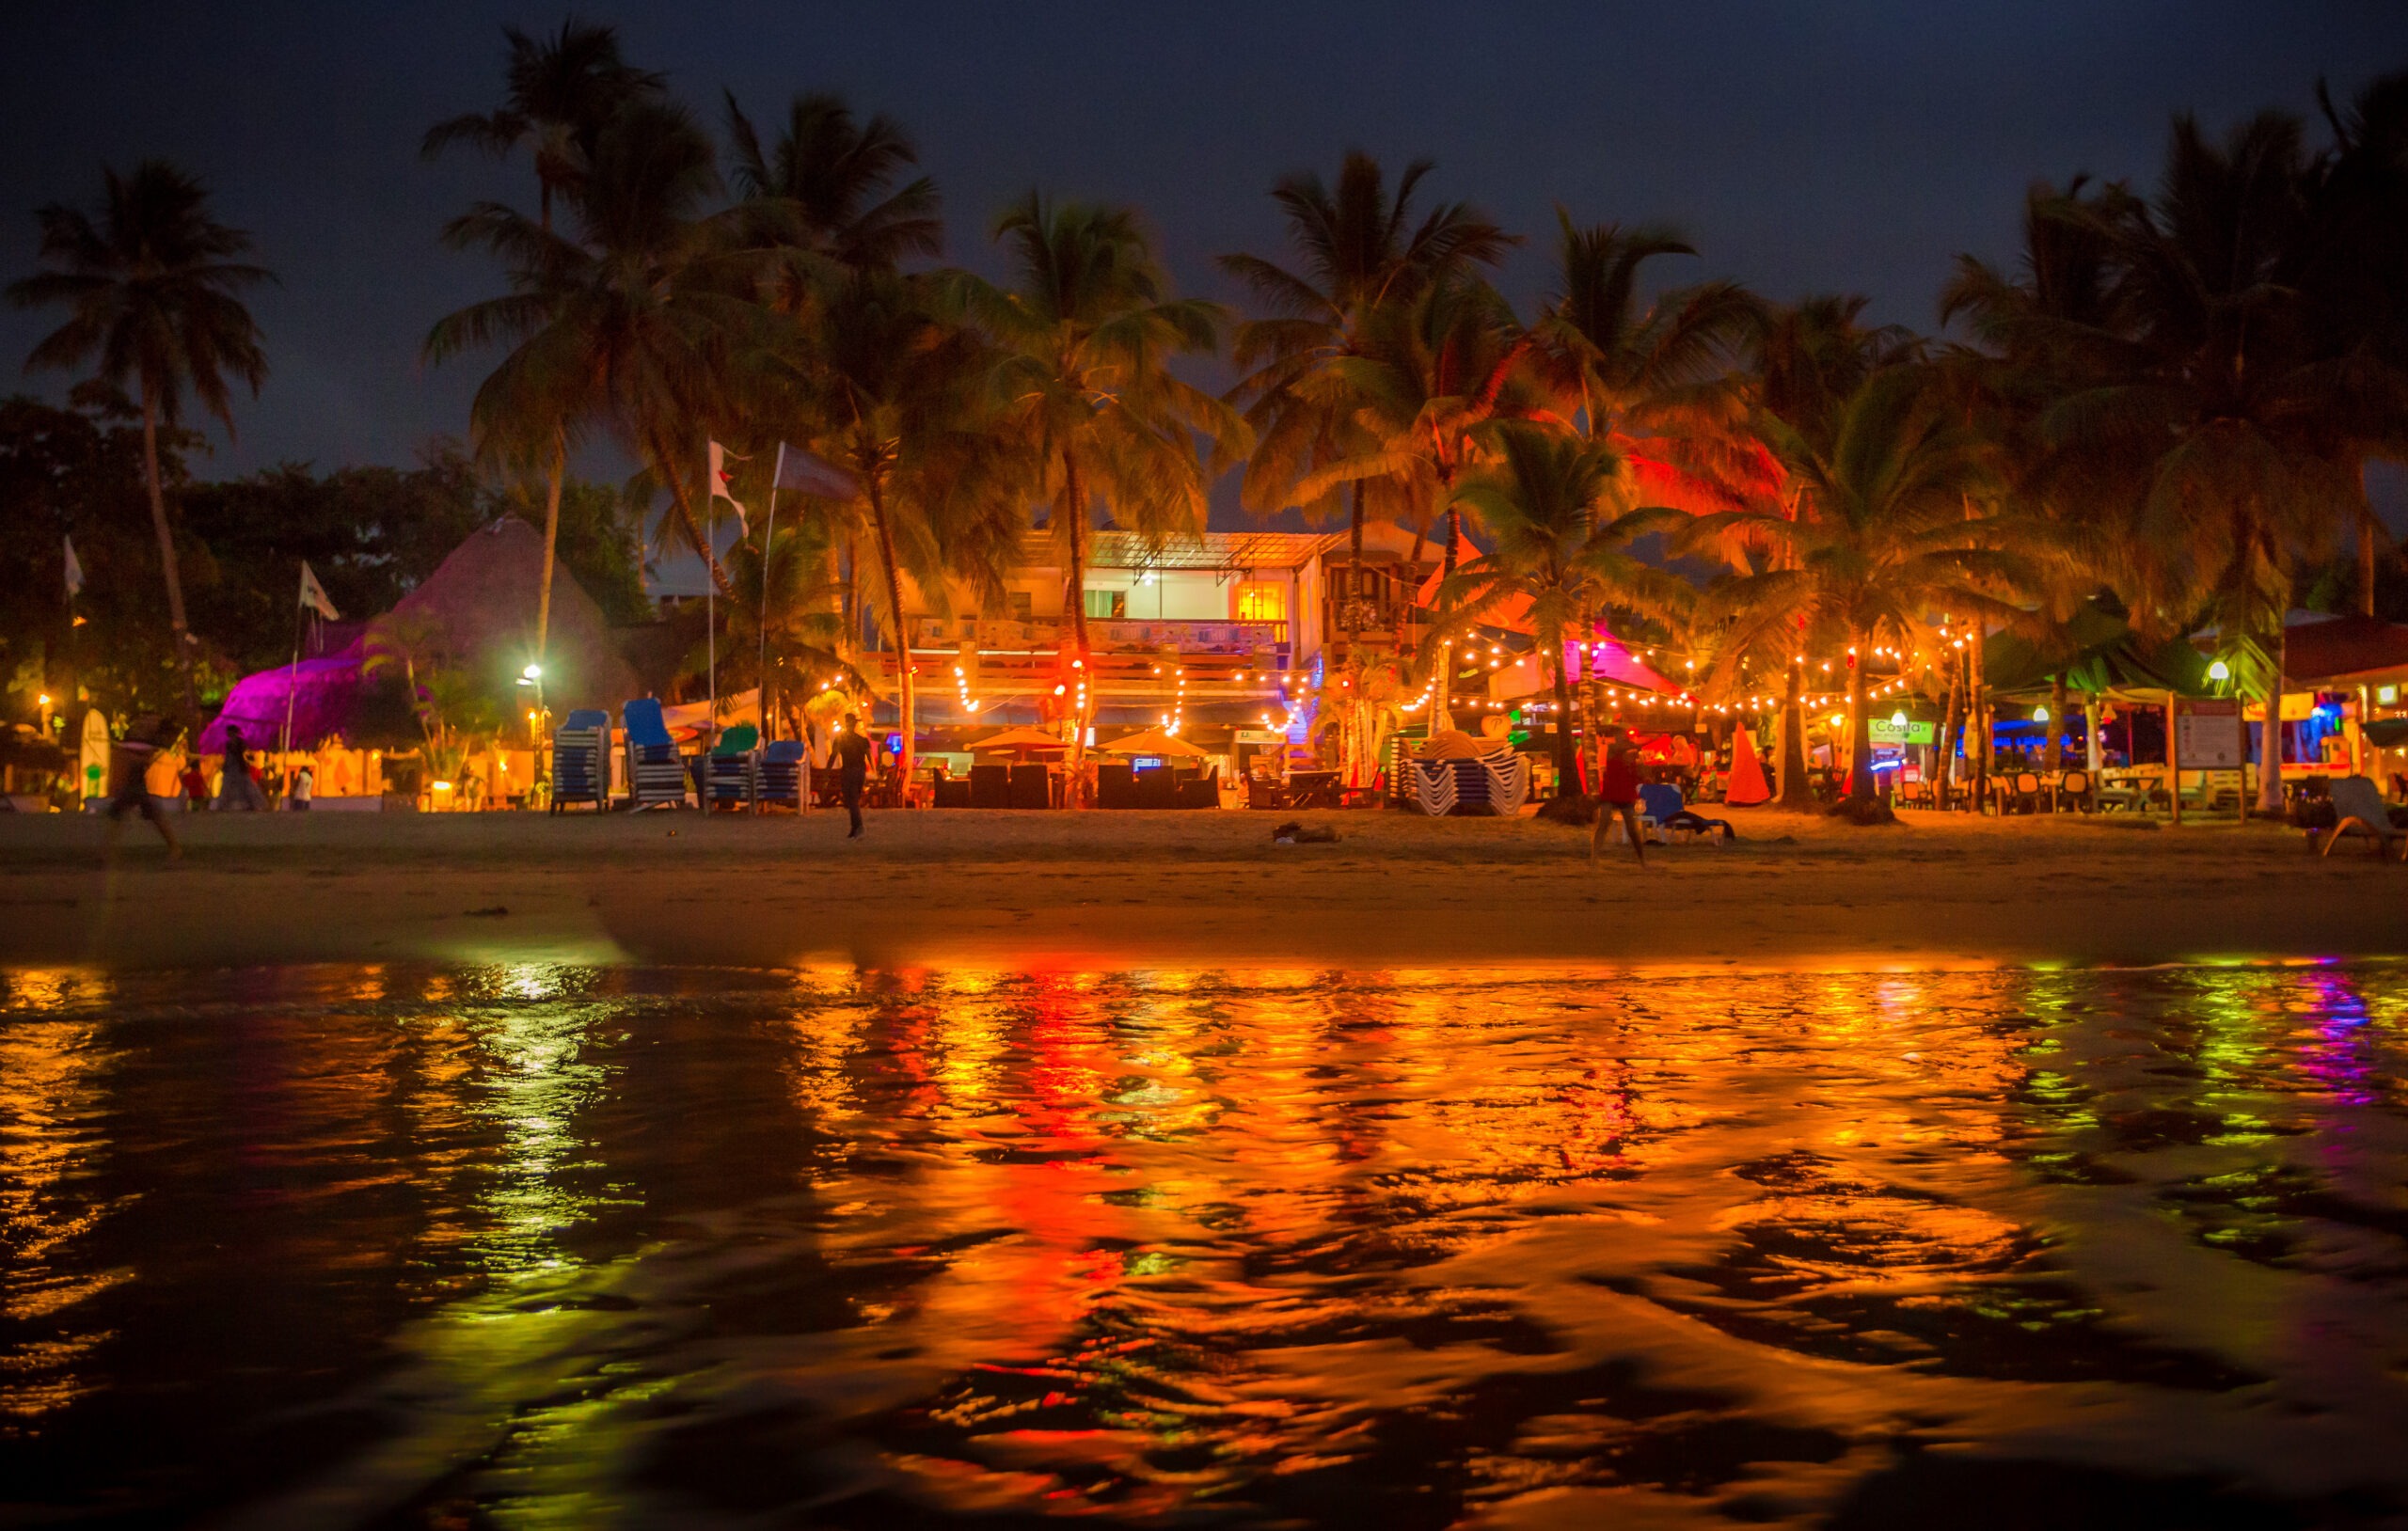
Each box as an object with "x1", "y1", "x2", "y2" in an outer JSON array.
[
  {"x1": 548, "y1": 708, "x2": 610, "y2": 813},
  {"x1": 755, "y1": 739, "x2": 807, "y2": 811},
  {"x1": 2319, "y1": 775, "x2": 2406, "y2": 860},
  {"x1": 1638, "y1": 781, "x2": 1732, "y2": 843},
  {"x1": 1096, "y1": 763, "x2": 1137, "y2": 809},
  {"x1": 705, "y1": 723, "x2": 759, "y2": 810},
  {"x1": 622, "y1": 698, "x2": 689, "y2": 811}
]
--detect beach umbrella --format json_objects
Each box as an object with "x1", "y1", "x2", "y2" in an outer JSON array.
[
  {"x1": 970, "y1": 726, "x2": 1069, "y2": 753},
  {"x1": 1098, "y1": 729, "x2": 1209, "y2": 758},
  {"x1": 1725, "y1": 726, "x2": 1771, "y2": 806}
]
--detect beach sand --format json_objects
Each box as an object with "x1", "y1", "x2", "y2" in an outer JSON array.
[{"x1": 2, "y1": 803, "x2": 2398, "y2": 971}]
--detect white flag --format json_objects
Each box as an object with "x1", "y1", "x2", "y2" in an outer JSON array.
[
  {"x1": 63, "y1": 535, "x2": 83, "y2": 598},
  {"x1": 298, "y1": 560, "x2": 341, "y2": 621},
  {"x1": 706, "y1": 440, "x2": 750, "y2": 537}
]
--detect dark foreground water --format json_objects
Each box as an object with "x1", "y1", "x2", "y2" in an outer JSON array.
[{"x1": 3, "y1": 962, "x2": 2406, "y2": 1529}]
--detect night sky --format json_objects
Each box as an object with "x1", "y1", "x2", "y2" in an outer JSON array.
[{"x1": 4, "y1": 3, "x2": 2404, "y2": 506}]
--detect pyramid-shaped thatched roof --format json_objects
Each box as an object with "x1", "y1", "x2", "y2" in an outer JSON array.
[{"x1": 382, "y1": 518, "x2": 642, "y2": 709}]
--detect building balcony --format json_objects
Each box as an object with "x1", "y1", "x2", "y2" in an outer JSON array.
[{"x1": 912, "y1": 616, "x2": 1289, "y2": 655}]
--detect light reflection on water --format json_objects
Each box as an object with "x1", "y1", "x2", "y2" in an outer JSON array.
[{"x1": 1, "y1": 962, "x2": 2405, "y2": 1528}]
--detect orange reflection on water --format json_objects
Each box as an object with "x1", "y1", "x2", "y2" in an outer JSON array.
[{"x1": 1, "y1": 961, "x2": 2403, "y2": 1527}]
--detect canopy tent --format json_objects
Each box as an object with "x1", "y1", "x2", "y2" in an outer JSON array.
[
  {"x1": 2363, "y1": 716, "x2": 2408, "y2": 750},
  {"x1": 661, "y1": 688, "x2": 759, "y2": 736},
  {"x1": 1984, "y1": 601, "x2": 2218, "y2": 702},
  {"x1": 1098, "y1": 729, "x2": 1210, "y2": 758},
  {"x1": 1487, "y1": 626, "x2": 1676, "y2": 702},
  {"x1": 2282, "y1": 613, "x2": 2408, "y2": 687}
]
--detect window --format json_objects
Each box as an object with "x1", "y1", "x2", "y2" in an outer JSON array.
[
  {"x1": 1008, "y1": 591, "x2": 1033, "y2": 622},
  {"x1": 1234, "y1": 582, "x2": 1285, "y2": 623},
  {"x1": 1085, "y1": 589, "x2": 1126, "y2": 621}
]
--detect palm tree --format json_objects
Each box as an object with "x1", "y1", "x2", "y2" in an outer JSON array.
[
  {"x1": 1288, "y1": 276, "x2": 1545, "y2": 720},
  {"x1": 781, "y1": 269, "x2": 1016, "y2": 784},
  {"x1": 2041, "y1": 111, "x2": 2386, "y2": 813},
  {"x1": 679, "y1": 518, "x2": 855, "y2": 711},
  {"x1": 421, "y1": 19, "x2": 663, "y2": 231},
  {"x1": 1536, "y1": 212, "x2": 1767, "y2": 513},
  {"x1": 1218, "y1": 151, "x2": 1513, "y2": 626},
  {"x1": 723, "y1": 90, "x2": 942, "y2": 282},
  {"x1": 1438, "y1": 423, "x2": 1695, "y2": 783},
  {"x1": 1683, "y1": 366, "x2": 2034, "y2": 806},
  {"x1": 951, "y1": 194, "x2": 1247, "y2": 781},
  {"x1": 9, "y1": 162, "x2": 272, "y2": 714},
  {"x1": 430, "y1": 98, "x2": 751, "y2": 608}
]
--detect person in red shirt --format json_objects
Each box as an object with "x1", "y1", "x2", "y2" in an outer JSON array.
[{"x1": 1590, "y1": 730, "x2": 1647, "y2": 866}]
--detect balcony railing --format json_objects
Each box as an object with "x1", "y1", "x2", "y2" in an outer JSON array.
[{"x1": 912, "y1": 616, "x2": 1287, "y2": 653}]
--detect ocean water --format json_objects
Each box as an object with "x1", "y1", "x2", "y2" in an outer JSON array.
[{"x1": 2, "y1": 961, "x2": 2404, "y2": 1529}]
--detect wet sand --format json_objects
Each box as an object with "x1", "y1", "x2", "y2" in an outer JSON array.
[{"x1": 2, "y1": 805, "x2": 2398, "y2": 971}]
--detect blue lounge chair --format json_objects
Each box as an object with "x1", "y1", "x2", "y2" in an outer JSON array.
[
  {"x1": 755, "y1": 739, "x2": 807, "y2": 811},
  {"x1": 1638, "y1": 781, "x2": 1734, "y2": 843},
  {"x1": 548, "y1": 709, "x2": 610, "y2": 813},
  {"x1": 622, "y1": 698, "x2": 689, "y2": 810}
]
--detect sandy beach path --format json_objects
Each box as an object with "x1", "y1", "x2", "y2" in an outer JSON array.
[{"x1": 3, "y1": 804, "x2": 2398, "y2": 971}]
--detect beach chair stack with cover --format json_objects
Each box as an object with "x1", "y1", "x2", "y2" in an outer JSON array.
[
  {"x1": 705, "y1": 724, "x2": 759, "y2": 810},
  {"x1": 621, "y1": 699, "x2": 689, "y2": 810},
  {"x1": 756, "y1": 739, "x2": 807, "y2": 811},
  {"x1": 548, "y1": 709, "x2": 610, "y2": 813}
]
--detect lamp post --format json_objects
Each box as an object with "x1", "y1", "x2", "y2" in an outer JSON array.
[{"x1": 517, "y1": 662, "x2": 547, "y2": 807}]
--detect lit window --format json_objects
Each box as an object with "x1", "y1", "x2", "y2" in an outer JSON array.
[{"x1": 1234, "y1": 582, "x2": 1285, "y2": 623}]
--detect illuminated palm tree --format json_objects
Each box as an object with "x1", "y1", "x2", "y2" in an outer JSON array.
[
  {"x1": 9, "y1": 162, "x2": 272, "y2": 713},
  {"x1": 1684, "y1": 366, "x2": 2033, "y2": 806},
  {"x1": 1219, "y1": 151, "x2": 1512, "y2": 626},
  {"x1": 1536, "y1": 212, "x2": 1768, "y2": 515},
  {"x1": 1438, "y1": 423, "x2": 1695, "y2": 783},
  {"x1": 430, "y1": 99, "x2": 750, "y2": 605},
  {"x1": 1288, "y1": 276, "x2": 1545, "y2": 719},
  {"x1": 951, "y1": 195, "x2": 1247, "y2": 776},
  {"x1": 421, "y1": 19, "x2": 663, "y2": 231},
  {"x1": 2042, "y1": 111, "x2": 2387, "y2": 812},
  {"x1": 781, "y1": 269, "x2": 1017, "y2": 783}
]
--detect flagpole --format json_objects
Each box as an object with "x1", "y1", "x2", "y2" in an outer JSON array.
[
  {"x1": 707, "y1": 490, "x2": 717, "y2": 739},
  {"x1": 759, "y1": 445, "x2": 783, "y2": 760},
  {"x1": 278, "y1": 565, "x2": 306, "y2": 807}
]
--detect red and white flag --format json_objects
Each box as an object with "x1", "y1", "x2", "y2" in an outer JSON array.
[{"x1": 706, "y1": 440, "x2": 750, "y2": 536}]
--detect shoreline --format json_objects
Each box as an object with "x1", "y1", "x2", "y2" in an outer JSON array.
[{"x1": 2, "y1": 805, "x2": 2400, "y2": 972}]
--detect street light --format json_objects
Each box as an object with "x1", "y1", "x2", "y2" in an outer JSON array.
[
  {"x1": 1890, "y1": 709, "x2": 1908, "y2": 729},
  {"x1": 2034, "y1": 704, "x2": 2051, "y2": 723},
  {"x1": 2207, "y1": 658, "x2": 2231, "y2": 682}
]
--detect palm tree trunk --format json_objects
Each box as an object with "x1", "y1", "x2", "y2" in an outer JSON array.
[
  {"x1": 1062, "y1": 453, "x2": 1091, "y2": 801},
  {"x1": 139, "y1": 384, "x2": 197, "y2": 716},
  {"x1": 865, "y1": 473, "x2": 914, "y2": 791},
  {"x1": 2046, "y1": 672, "x2": 2067, "y2": 774},
  {"x1": 1549, "y1": 639, "x2": 1577, "y2": 790},
  {"x1": 1775, "y1": 657, "x2": 1813, "y2": 810},
  {"x1": 1339, "y1": 480, "x2": 1365, "y2": 660},
  {"x1": 1936, "y1": 654, "x2": 1963, "y2": 812},
  {"x1": 2361, "y1": 512, "x2": 2378, "y2": 619},
  {"x1": 1434, "y1": 504, "x2": 1460, "y2": 725},
  {"x1": 2258, "y1": 624, "x2": 2287, "y2": 815},
  {"x1": 1846, "y1": 639, "x2": 1874, "y2": 800},
  {"x1": 534, "y1": 433, "x2": 565, "y2": 661},
  {"x1": 1969, "y1": 622, "x2": 1989, "y2": 813}
]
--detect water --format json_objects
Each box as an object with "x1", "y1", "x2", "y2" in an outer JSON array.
[{"x1": 3, "y1": 962, "x2": 2405, "y2": 1529}]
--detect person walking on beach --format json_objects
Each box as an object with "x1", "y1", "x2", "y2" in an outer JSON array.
[
  {"x1": 1590, "y1": 731, "x2": 1647, "y2": 867},
  {"x1": 832, "y1": 713, "x2": 873, "y2": 838},
  {"x1": 214, "y1": 726, "x2": 266, "y2": 812},
  {"x1": 289, "y1": 761, "x2": 313, "y2": 811},
  {"x1": 104, "y1": 715, "x2": 181, "y2": 859}
]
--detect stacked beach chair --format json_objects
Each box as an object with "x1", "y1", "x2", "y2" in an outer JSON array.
[
  {"x1": 548, "y1": 709, "x2": 610, "y2": 813},
  {"x1": 621, "y1": 698, "x2": 690, "y2": 810},
  {"x1": 755, "y1": 739, "x2": 808, "y2": 811},
  {"x1": 704, "y1": 724, "x2": 759, "y2": 810}
]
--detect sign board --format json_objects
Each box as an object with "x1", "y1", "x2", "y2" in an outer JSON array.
[
  {"x1": 2243, "y1": 693, "x2": 2317, "y2": 722},
  {"x1": 1868, "y1": 718, "x2": 1936, "y2": 746},
  {"x1": 2178, "y1": 701, "x2": 2244, "y2": 769}
]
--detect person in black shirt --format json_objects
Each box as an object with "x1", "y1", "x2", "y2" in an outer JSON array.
[{"x1": 832, "y1": 712, "x2": 874, "y2": 838}]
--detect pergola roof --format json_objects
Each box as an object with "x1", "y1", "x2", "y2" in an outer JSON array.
[{"x1": 1021, "y1": 529, "x2": 1340, "y2": 573}]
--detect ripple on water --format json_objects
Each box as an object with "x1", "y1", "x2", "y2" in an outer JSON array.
[{"x1": 0, "y1": 960, "x2": 2404, "y2": 1527}]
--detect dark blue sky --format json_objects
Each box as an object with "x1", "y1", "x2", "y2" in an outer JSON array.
[{"x1": 4, "y1": 2, "x2": 2403, "y2": 489}]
